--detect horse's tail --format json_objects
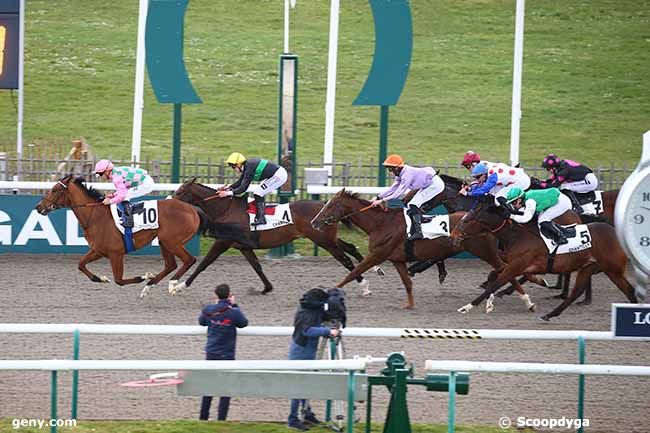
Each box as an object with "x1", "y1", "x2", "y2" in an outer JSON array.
[
  {"x1": 195, "y1": 206, "x2": 213, "y2": 236},
  {"x1": 194, "y1": 206, "x2": 258, "y2": 248}
]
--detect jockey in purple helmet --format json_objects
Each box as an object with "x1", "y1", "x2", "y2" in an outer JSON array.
[
  {"x1": 538, "y1": 154, "x2": 598, "y2": 213},
  {"x1": 94, "y1": 159, "x2": 155, "y2": 227}
]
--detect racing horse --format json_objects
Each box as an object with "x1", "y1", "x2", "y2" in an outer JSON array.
[
  {"x1": 35, "y1": 175, "x2": 210, "y2": 297},
  {"x1": 171, "y1": 179, "x2": 374, "y2": 295},
  {"x1": 449, "y1": 198, "x2": 637, "y2": 320},
  {"x1": 311, "y1": 189, "x2": 538, "y2": 311}
]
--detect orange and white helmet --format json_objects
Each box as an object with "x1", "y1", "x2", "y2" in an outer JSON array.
[
  {"x1": 383, "y1": 154, "x2": 405, "y2": 167},
  {"x1": 94, "y1": 159, "x2": 114, "y2": 175}
]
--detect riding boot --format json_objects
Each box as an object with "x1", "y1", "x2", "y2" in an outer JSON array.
[
  {"x1": 564, "y1": 190, "x2": 583, "y2": 214},
  {"x1": 407, "y1": 205, "x2": 424, "y2": 241},
  {"x1": 251, "y1": 194, "x2": 267, "y2": 226},
  {"x1": 120, "y1": 201, "x2": 134, "y2": 228},
  {"x1": 540, "y1": 221, "x2": 568, "y2": 245}
]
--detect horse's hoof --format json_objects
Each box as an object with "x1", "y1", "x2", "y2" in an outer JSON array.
[
  {"x1": 528, "y1": 303, "x2": 536, "y2": 312},
  {"x1": 541, "y1": 278, "x2": 550, "y2": 287},
  {"x1": 458, "y1": 304, "x2": 473, "y2": 314},
  {"x1": 140, "y1": 285, "x2": 154, "y2": 299},
  {"x1": 359, "y1": 279, "x2": 372, "y2": 296},
  {"x1": 539, "y1": 315, "x2": 550, "y2": 322},
  {"x1": 401, "y1": 303, "x2": 414, "y2": 310},
  {"x1": 261, "y1": 287, "x2": 273, "y2": 295},
  {"x1": 552, "y1": 294, "x2": 567, "y2": 300},
  {"x1": 438, "y1": 272, "x2": 448, "y2": 286},
  {"x1": 99, "y1": 276, "x2": 110, "y2": 283},
  {"x1": 373, "y1": 266, "x2": 385, "y2": 276},
  {"x1": 576, "y1": 299, "x2": 592, "y2": 306},
  {"x1": 174, "y1": 281, "x2": 187, "y2": 293},
  {"x1": 142, "y1": 272, "x2": 155, "y2": 280},
  {"x1": 168, "y1": 280, "x2": 178, "y2": 295}
]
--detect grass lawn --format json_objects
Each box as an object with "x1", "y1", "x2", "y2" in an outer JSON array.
[
  {"x1": 0, "y1": 419, "x2": 532, "y2": 433},
  {"x1": 0, "y1": 0, "x2": 648, "y2": 167}
]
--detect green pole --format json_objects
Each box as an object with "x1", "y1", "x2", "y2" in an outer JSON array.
[
  {"x1": 365, "y1": 382, "x2": 372, "y2": 433},
  {"x1": 172, "y1": 103, "x2": 182, "y2": 183},
  {"x1": 71, "y1": 330, "x2": 80, "y2": 419},
  {"x1": 447, "y1": 372, "x2": 457, "y2": 433},
  {"x1": 577, "y1": 336, "x2": 586, "y2": 433},
  {"x1": 378, "y1": 105, "x2": 389, "y2": 187},
  {"x1": 347, "y1": 371, "x2": 356, "y2": 433},
  {"x1": 50, "y1": 370, "x2": 58, "y2": 433}
]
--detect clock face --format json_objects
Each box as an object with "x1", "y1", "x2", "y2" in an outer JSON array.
[{"x1": 621, "y1": 169, "x2": 650, "y2": 274}]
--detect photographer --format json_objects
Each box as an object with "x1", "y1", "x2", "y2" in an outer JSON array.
[
  {"x1": 287, "y1": 288, "x2": 342, "y2": 431},
  {"x1": 198, "y1": 284, "x2": 248, "y2": 422}
]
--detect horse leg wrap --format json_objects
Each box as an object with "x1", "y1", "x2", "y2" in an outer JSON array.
[
  {"x1": 485, "y1": 293, "x2": 495, "y2": 313},
  {"x1": 518, "y1": 292, "x2": 536, "y2": 311}
]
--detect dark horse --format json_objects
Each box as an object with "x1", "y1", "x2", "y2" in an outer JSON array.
[
  {"x1": 311, "y1": 189, "x2": 538, "y2": 311},
  {"x1": 172, "y1": 179, "x2": 373, "y2": 294},
  {"x1": 449, "y1": 199, "x2": 637, "y2": 320},
  {"x1": 35, "y1": 175, "x2": 209, "y2": 298}
]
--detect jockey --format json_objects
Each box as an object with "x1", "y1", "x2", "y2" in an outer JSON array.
[
  {"x1": 94, "y1": 159, "x2": 155, "y2": 228},
  {"x1": 506, "y1": 187, "x2": 572, "y2": 245},
  {"x1": 370, "y1": 154, "x2": 445, "y2": 241},
  {"x1": 218, "y1": 152, "x2": 288, "y2": 226},
  {"x1": 461, "y1": 162, "x2": 531, "y2": 208},
  {"x1": 460, "y1": 151, "x2": 498, "y2": 173},
  {"x1": 539, "y1": 154, "x2": 598, "y2": 213}
]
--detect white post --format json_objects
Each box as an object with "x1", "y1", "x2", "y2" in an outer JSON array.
[
  {"x1": 283, "y1": 0, "x2": 289, "y2": 53},
  {"x1": 16, "y1": 0, "x2": 25, "y2": 178},
  {"x1": 323, "y1": 0, "x2": 340, "y2": 185},
  {"x1": 509, "y1": 0, "x2": 525, "y2": 167},
  {"x1": 131, "y1": 0, "x2": 149, "y2": 165},
  {"x1": 641, "y1": 131, "x2": 650, "y2": 166}
]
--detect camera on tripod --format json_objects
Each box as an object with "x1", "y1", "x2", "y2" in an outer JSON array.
[{"x1": 322, "y1": 288, "x2": 347, "y2": 330}]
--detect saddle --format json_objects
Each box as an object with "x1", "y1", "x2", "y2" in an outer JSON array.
[{"x1": 571, "y1": 191, "x2": 596, "y2": 206}]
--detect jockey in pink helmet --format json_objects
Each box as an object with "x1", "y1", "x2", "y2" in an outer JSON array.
[{"x1": 94, "y1": 159, "x2": 155, "y2": 227}]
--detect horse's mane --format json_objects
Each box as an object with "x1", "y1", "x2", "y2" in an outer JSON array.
[
  {"x1": 439, "y1": 174, "x2": 465, "y2": 189},
  {"x1": 340, "y1": 189, "x2": 371, "y2": 205},
  {"x1": 72, "y1": 176, "x2": 103, "y2": 202}
]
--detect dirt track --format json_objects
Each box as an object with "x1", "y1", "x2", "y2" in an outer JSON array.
[{"x1": 1, "y1": 254, "x2": 649, "y2": 432}]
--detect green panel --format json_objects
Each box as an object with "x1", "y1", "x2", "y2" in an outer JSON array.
[
  {"x1": 353, "y1": 0, "x2": 412, "y2": 106},
  {"x1": 145, "y1": 0, "x2": 202, "y2": 104}
]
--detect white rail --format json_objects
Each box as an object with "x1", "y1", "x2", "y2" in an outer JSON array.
[
  {"x1": 0, "y1": 358, "x2": 369, "y2": 372},
  {"x1": 0, "y1": 181, "x2": 226, "y2": 191},
  {"x1": 425, "y1": 360, "x2": 650, "y2": 376},
  {"x1": 0, "y1": 323, "x2": 634, "y2": 341},
  {"x1": 307, "y1": 185, "x2": 386, "y2": 195}
]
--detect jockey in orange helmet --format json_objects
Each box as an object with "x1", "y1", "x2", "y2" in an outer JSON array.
[{"x1": 370, "y1": 154, "x2": 445, "y2": 240}]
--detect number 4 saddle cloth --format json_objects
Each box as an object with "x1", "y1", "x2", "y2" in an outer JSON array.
[
  {"x1": 541, "y1": 223, "x2": 593, "y2": 254},
  {"x1": 403, "y1": 212, "x2": 450, "y2": 240},
  {"x1": 109, "y1": 201, "x2": 160, "y2": 234},
  {"x1": 246, "y1": 200, "x2": 294, "y2": 231}
]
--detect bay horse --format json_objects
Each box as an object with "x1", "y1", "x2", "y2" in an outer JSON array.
[
  {"x1": 35, "y1": 175, "x2": 210, "y2": 297},
  {"x1": 311, "y1": 189, "x2": 538, "y2": 311},
  {"x1": 449, "y1": 198, "x2": 637, "y2": 320},
  {"x1": 171, "y1": 179, "x2": 373, "y2": 295}
]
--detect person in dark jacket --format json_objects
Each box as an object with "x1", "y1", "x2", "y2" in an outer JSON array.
[
  {"x1": 199, "y1": 284, "x2": 249, "y2": 421},
  {"x1": 217, "y1": 152, "x2": 288, "y2": 226},
  {"x1": 287, "y1": 288, "x2": 340, "y2": 431}
]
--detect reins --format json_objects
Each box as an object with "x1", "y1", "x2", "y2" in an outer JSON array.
[{"x1": 321, "y1": 203, "x2": 375, "y2": 225}]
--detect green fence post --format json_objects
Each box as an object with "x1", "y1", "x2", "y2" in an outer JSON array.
[
  {"x1": 365, "y1": 381, "x2": 372, "y2": 433},
  {"x1": 50, "y1": 370, "x2": 58, "y2": 433},
  {"x1": 71, "y1": 329, "x2": 80, "y2": 419},
  {"x1": 172, "y1": 104, "x2": 182, "y2": 183},
  {"x1": 577, "y1": 336, "x2": 586, "y2": 433},
  {"x1": 347, "y1": 371, "x2": 356, "y2": 433},
  {"x1": 447, "y1": 371, "x2": 457, "y2": 433},
  {"x1": 378, "y1": 106, "x2": 389, "y2": 187}
]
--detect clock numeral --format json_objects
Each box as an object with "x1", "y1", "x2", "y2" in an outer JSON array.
[
  {"x1": 643, "y1": 192, "x2": 650, "y2": 202},
  {"x1": 640, "y1": 236, "x2": 650, "y2": 247},
  {"x1": 634, "y1": 214, "x2": 644, "y2": 224}
]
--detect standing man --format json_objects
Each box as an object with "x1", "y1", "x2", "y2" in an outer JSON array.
[{"x1": 199, "y1": 284, "x2": 249, "y2": 421}]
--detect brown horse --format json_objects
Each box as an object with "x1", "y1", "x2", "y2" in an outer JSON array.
[
  {"x1": 449, "y1": 199, "x2": 637, "y2": 320},
  {"x1": 35, "y1": 175, "x2": 209, "y2": 297},
  {"x1": 171, "y1": 179, "x2": 374, "y2": 294},
  {"x1": 311, "y1": 189, "x2": 538, "y2": 311}
]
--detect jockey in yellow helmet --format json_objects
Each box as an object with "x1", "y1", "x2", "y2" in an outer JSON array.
[{"x1": 218, "y1": 152, "x2": 288, "y2": 226}]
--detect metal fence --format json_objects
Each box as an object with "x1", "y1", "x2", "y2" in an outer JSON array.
[{"x1": 0, "y1": 151, "x2": 634, "y2": 198}]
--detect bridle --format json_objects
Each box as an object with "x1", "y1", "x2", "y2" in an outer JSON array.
[
  {"x1": 453, "y1": 202, "x2": 511, "y2": 242},
  {"x1": 176, "y1": 184, "x2": 222, "y2": 205}
]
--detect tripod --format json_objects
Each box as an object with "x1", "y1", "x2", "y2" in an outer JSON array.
[{"x1": 317, "y1": 320, "x2": 347, "y2": 432}]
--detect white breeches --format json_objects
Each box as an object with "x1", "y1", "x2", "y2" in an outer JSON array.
[
  {"x1": 538, "y1": 194, "x2": 572, "y2": 223},
  {"x1": 560, "y1": 173, "x2": 598, "y2": 193},
  {"x1": 252, "y1": 167, "x2": 288, "y2": 197},
  {"x1": 494, "y1": 174, "x2": 531, "y2": 204},
  {"x1": 408, "y1": 175, "x2": 445, "y2": 208},
  {"x1": 125, "y1": 176, "x2": 154, "y2": 201}
]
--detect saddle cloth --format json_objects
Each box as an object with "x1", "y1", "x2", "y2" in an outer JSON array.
[
  {"x1": 110, "y1": 201, "x2": 159, "y2": 235},
  {"x1": 246, "y1": 200, "x2": 293, "y2": 231},
  {"x1": 541, "y1": 223, "x2": 592, "y2": 254},
  {"x1": 571, "y1": 190, "x2": 604, "y2": 215},
  {"x1": 403, "y1": 211, "x2": 450, "y2": 240}
]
